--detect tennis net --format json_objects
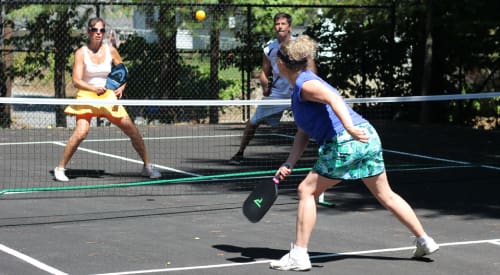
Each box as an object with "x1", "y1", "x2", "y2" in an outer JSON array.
[{"x1": 0, "y1": 92, "x2": 498, "y2": 198}]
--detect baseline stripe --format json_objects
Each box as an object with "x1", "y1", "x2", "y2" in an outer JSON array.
[
  {"x1": 92, "y1": 238, "x2": 500, "y2": 275},
  {"x1": 0, "y1": 244, "x2": 68, "y2": 275},
  {"x1": 52, "y1": 142, "x2": 200, "y2": 177}
]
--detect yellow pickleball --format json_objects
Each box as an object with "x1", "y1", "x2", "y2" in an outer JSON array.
[{"x1": 195, "y1": 10, "x2": 206, "y2": 21}]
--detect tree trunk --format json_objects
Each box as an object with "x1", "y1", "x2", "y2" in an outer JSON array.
[
  {"x1": 419, "y1": 0, "x2": 433, "y2": 124},
  {"x1": 209, "y1": 8, "x2": 220, "y2": 124},
  {"x1": 1, "y1": 19, "x2": 12, "y2": 128},
  {"x1": 158, "y1": 5, "x2": 179, "y2": 122},
  {"x1": 53, "y1": 16, "x2": 71, "y2": 127}
]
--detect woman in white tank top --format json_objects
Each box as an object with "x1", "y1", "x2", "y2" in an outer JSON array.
[{"x1": 54, "y1": 17, "x2": 160, "y2": 182}]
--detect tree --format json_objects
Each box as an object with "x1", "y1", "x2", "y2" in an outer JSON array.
[
  {"x1": 307, "y1": 0, "x2": 499, "y2": 125},
  {"x1": 408, "y1": 0, "x2": 500, "y2": 124},
  {"x1": 6, "y1": 4, "x2": 91, "y2": 127},
  {"x1": 0, "y1": 9, "x2": 13, "y2": 128}
]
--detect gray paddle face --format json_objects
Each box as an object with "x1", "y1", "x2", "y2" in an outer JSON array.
[{"x1": 242, "y1": 180, "x2": 278, "y2": 223}]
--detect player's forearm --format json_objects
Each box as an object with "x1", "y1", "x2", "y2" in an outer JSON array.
[
  {"x1": 73, "y1": 78, "x2": 99, "y2": 92},
  {"x1": 259, "y1": 71, "x2": 270, "y2": 95}
]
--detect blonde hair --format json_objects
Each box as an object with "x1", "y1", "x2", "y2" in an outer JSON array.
[{"x1": 278, "y1": 35, "x2": 317, "y2": 71}]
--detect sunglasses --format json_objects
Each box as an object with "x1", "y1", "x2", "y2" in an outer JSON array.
[{"x1": 89, "y1": 27, "x2": 106, "y2": 34}]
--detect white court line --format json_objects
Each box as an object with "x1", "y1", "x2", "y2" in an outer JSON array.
[
  {"x1": 383, "y1": 149, "x2": 500, "y2": 171},
  {"x1": 387, "y1": 164, "x2": 476, "y2": 172},
  {"x1": 0, "y1": 134, "x2": 242, "y2": 146},
  {"x1": 92, "y1": 238, "x2": 500, "y2": 275},
  {"x1": 0, "y1": 244, "x2": 68, "y2": 275},
  {"x1": 273, "y1": 133, "x2": 500, "y2": 171},
  {"x1": 382, "y1": 149, "x2": 471, "y2": 165},
  {"x1": 2, "y1": 134, "x2": 498, "y2": 173},
  {"x1": 52, "y1": 142, "x2": 201, "y2": 177}
]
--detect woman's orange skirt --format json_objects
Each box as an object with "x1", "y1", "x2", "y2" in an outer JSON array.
[{"x1": 64, "y1": 89, "x2": 129, "y2": 118}]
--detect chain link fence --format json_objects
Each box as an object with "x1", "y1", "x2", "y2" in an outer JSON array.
[
  {"x1": 3, "y1": 2, "x2": 362, "y2": 127},
  {"x1": 2, "y1": 1, "x2": 497, "y2": 129}
]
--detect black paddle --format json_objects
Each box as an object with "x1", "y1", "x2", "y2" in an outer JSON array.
[{"x1": 242, "y1": 175, "x2": 281, "y2": 223}]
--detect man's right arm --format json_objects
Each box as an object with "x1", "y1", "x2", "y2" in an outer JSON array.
[{"x1": 260, "y1": 54, "x2": 272, "y2": 96}]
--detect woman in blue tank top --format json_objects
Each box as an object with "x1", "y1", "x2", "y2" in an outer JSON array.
[{"x1": 268, "y1": 35, "x2": 439, "y2": 271}]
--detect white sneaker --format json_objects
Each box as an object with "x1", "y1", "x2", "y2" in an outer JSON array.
[
  {"x1": 141, "y1": 164, "x2": 161, "y2": 179},
  {"x1": 413, "y1": 236, "x2": 439, "y2": 258},
  {"x1": 54, "y1": 167, "x2": 69, "y2": 182},
  {"x1": 269, "y1": 244, "x2": 312, "y2": 271}
]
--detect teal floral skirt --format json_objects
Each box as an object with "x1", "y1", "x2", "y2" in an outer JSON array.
[{"x1": 313, "y1": 123, "x2": 385, "y2": 180}]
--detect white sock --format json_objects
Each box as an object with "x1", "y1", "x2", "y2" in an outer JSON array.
[
  {"x1": 292, "y1": 243, "x2": 308, "y2": 255},
  {"x1": 417, "y1": 234, "x2": 430, "y2": 244}
]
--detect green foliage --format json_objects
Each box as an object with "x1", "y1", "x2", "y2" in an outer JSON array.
[
  {"x1": 119, "y1": 34, "x2": 239, "y2": 122},
  {"x1": 7, "y1": 4, "x2": 92, "y2": 85},
  {"x1": 12, "y1": 52, "x2": 54, "y2": 83},
  {"x1": 4, "y1": 1, "x2": 498, "y2": 128},
  {"x1": 119, "y1": 35, "x2": 161, "y2": 99},
  {"x1": 219, "y1": 80, "x2": 242, "y2": 100},
  {"x1": 304, "y1": 0, "x2": 499, "y2": 126},
  {"x1": 306, "y1": 6, "x2": 405, "y2": 98},
  {"x1": 5, "y1": 5, "x2": 45, "y2": 20}
]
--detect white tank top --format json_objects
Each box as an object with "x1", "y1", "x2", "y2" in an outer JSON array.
[{"x1": 82, "y1": 44, "x2": 112, "y2": 87}]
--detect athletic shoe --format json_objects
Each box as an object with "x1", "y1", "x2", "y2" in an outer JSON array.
[
  {"x1": 228, "y1": 153, "x2": 243, "y2": 165},
  {"x1": 269, "y1": 244, "x2": 312, "y2": 271},
  {"x1": 141, "y1": 164, "x2": 161, "y2": 179},
  {"x1": 413, "y1": 236, "x2": 439, "y2": 258},
  {"x1": 54, "y1": 167, "x2": 69, "y2": 182}
]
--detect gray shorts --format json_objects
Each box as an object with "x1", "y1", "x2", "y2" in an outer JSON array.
[{"x1": 249, "y1": 105, "x2": 290, "y2": 127}]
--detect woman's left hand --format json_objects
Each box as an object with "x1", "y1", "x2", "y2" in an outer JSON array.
[
  {"x1": 346, "y1": 126, "x2": 370, "y2": 143},
  {"x1": 114, "y1": 86, "x2": 124, "y2": 99}
]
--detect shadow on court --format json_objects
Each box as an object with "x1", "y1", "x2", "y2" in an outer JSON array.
[{"x1": 212, "y1": 244, "x2": 421, "y2": 263}]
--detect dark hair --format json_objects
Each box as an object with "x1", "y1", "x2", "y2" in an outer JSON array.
[
  {"x1": 87, "y1": 17, "x2": 105, "y2": 29},
  {"x1": 277, "y1": 49, "x2": 307, "y2": 66},
  {"x1": 274, "y1": 13, "x2": 292, "y2": 25}
]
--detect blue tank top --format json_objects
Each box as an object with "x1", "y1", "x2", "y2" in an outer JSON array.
[{"x1": 292, "y1": 70, "x2": 367, "y2": 145}]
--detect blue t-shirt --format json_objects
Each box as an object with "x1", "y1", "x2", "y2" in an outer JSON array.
[
  {"x1": 263, "y1": 38, "x2": 294, "y2": 99},
  {"x1": 292, "y1": 70, "x2": 367, "y2": 145}
]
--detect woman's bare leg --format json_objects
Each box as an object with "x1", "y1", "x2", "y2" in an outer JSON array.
[
  {"x1": 362, "y1": 171, "x2": 426, "y2": 237},
  {"x1": 295, "y1": 171, "x2": 342, "y2": 248},
  {"x1": 108, "y1": 115, "x2": 151, "y2": 165},
  {"x1": 57, "y1": 115, "x2": 91, "y2": 168}
]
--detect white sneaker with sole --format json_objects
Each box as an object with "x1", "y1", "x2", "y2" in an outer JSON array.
[
  {"x1": 413, "y1": 236, "x2": 439, "y2": 258},
  {"x1": 141, "y1": 164, "x2": 161, "y2": 179},
  {"x1": 269, "y1": 244, "x2": 312, "y2": 271},
  {"x1": 54, "y1": 167, "x2": 69, "y2": 182}
]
